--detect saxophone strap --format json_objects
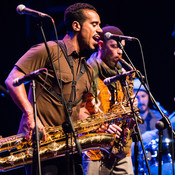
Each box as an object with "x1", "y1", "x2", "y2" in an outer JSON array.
[{"x1": 45, "y1": 41, "x2": 87, "y2": 115}]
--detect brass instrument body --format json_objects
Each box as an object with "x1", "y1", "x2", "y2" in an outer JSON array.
[{"x1": 0, "y1": 103, "x2": 141, "y2": 172}]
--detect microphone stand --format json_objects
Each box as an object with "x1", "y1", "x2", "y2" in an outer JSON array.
[
  {"x1": 155, "y1": 121, "x2": 164, "y2": 175},
  {"x1": 132, "y1": 126, "x2": 140, "y2": 175},
  {"x1": 31, "y1": 79, "x2": 42, "y2": 175},
  {"x1": 37, "y1": 19, "x2": 83, "y2": 175},
  {"x1": 118, "y1": 39, "x2": 175, "y2": 175},
  {"x1": 117, "y1": 40, "x2": 151, "y2": 175},
  {"x1": 118, "y1": 75, "x2": 151, "y2": 175}
]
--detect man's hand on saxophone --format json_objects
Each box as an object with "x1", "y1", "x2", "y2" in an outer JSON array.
[
  {"x1": 25, "y1": 111, "x2": 47, "y2": 141},
  {"x1": 79, "y1": 102, "x2": 123, "y2": 139},
  {"x1": 95, "y1": 123, "x2": 123, "y2": 139},
  {"x1": 5, "y1": 66, "x2": 47, "y2": 142}
]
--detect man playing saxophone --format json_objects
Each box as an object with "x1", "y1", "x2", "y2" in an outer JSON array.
[
  {"x1": 5, "y1": 3, "x2": 103, "y2": 175},
  {"x1": 79, "y1": 25, "x2": 138, "y2": 175}
]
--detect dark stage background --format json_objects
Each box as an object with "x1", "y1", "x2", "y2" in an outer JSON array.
[{"x1": 0, "y1": 0, "x2": 175, "y2": 174}]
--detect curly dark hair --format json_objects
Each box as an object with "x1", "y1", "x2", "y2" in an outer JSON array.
[{"x1": 64, "y1": 3, "x2": 97, "y2": 32}]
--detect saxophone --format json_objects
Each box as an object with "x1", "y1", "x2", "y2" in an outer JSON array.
[{"x1": 0, "y1": 103, "x2": 142, "y2": 172}]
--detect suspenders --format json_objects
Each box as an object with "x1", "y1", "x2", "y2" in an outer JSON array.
[{"x1": 46, "y1": 41, "x2": 87, "y2": 116}]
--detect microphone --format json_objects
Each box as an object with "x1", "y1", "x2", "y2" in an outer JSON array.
[
  {"x1": 155, "y1": 120, "x2": 165, "y2": 130},
  {"x1": 104, "y1": 32, "x2": 137, "y2": 41},
  {"x1": 16, "y1": 4, "x2": 49, "y2": 18},
  {"x1": 13, "y1": 68, "x2": 47, "y2": 87},
  {"x1": 103, "y1": 70, "x2": 135, "y2": 86}
]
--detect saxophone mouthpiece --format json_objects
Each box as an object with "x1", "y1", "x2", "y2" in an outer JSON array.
[{"x1": 119, "y1": 58, "x2": 133, "y2": 70}]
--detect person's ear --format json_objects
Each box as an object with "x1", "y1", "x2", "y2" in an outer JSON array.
[
  {"x1": 98, "y1": 40, "x2": 104, "y2": 50},
  {"x1": 72, "y1": 21, "x2": 81, "y2": 32}
]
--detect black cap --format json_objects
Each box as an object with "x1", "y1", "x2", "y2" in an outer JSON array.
[{"x1": 100, "y1": 25, "x2": 124, "y2": 41}]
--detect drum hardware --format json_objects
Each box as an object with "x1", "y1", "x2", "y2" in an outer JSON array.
[{"x1": 139, "y1": 138, "x2": 174, "y2": 174}]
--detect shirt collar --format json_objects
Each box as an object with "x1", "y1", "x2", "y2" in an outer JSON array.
[{"x1": 63, "y1": 34, "x2": 79, "y2": 58}]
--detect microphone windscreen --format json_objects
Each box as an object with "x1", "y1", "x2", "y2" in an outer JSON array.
[
  {"x1": 16, "y1": 4, "x2": 25, "y2": 14},
  {"x1": 104, "y1": 32, "x2": 112, "y2": 40}
]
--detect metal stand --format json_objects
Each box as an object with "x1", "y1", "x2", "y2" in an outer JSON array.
[
  {"x1": 117, "y1": 40, "x2": 151, "y2": 175},
  {"x1": 31, "y1": 80, "x2": 42, "y2": 175},
  {"x1": 38, "y1": 19, "x2": 83, "y2": 175},
  {"x1": 132, "y1": 127, "x2": 140, "y2": 175},
  {"x1": 121, "y1": 76, "x2": 151, "y2": 175},
  {"x1": 62, "y1": 122, "x2": 71, "y2": 175},
  {"x1": 155, "y1": 121, "x2": 164, "y2": 175}
]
